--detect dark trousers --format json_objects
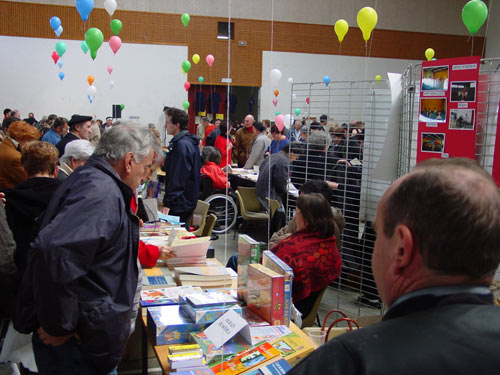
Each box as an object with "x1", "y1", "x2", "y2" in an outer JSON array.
[{"x1": 32, "y1": 334, "x2": 117, "y2": 375}]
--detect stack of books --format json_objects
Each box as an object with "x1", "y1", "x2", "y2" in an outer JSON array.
[
  {"x1": 237, "y1": 235, "x2": 261, "y2": 303},
  {"x1": 180, "y1": 291, "x2": 241, "y2": 324},
  {"x1": 190, "y1": 331, "x2": 253, "y2": 365},
  {"x1": 167, "y1": 344, "x2": 209, "y2": 372},
  {"x1": 166, "y1": 229, "x2": 211, "y2": 266},
  {"x1": 246, "y1": 264, "x2": 285, "y2": 326},
  {"x1": 174, "y1": 266, "x2": 235, "y2": 289}
]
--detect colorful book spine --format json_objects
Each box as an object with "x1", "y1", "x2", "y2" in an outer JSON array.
[
  {"x1": 210, "y1": 342, "x2": 281, "y2": 375},
  {"x1": 247, "y1": 264, "x2": 285, "y2": 326},
  {"x1": 261, "y1": 251, "x2": 294, "y2": 327}
]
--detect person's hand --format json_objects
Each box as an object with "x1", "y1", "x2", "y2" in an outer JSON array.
[
  {"x1": 158, "y1": 246, "x2": 176, "y2": 261},
  {"x1": 161, "y1": 207, "x2": 170, "y2": 215},
  {"x1": 0, "y1": 192, "x2": 5, "y2": 205},
  {"x1": 37, "y1": 327, "x2": 73, "y2": 347},
  {"x1": 139, "y1": 218, "x2": 144, "y2": 228},
  {"x1": 326, "y1": 181, "x2": 339, "y2": 189}
]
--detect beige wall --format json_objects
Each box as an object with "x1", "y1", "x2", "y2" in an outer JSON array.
[{"x1": 6, "y1": 0, "x2": 486, "y2": 36}]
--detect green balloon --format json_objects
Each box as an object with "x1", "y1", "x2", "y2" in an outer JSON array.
[
  {"x1": 462, "y1": 0, "x2": 488, "y2": 34},
  {"x1": 198, "y1": 76, "x2": 204, "y2": 83},
  {"x1": 275, "y1": 111, "x2": 281, "y2": 116},
  {"x1": 182, "y1": 100, "x2": 190, "y2": 111},
  {"x1": 110, "y1": 19, "x2": 122, "y2": 35},
  {"x1": 85, "y1": 28, "x2": 104, "y2": 60},
  {"x1": 181, "y1": 60, "x2": 191, "y2": 73},
  {"x1": 120, "y1": 104, "x2": 125, "y2": 110},
  {"x1": 295, "y1": 108, "x2": 301, "y2": 116},
  {"x1": 80, "y1": 40, "x2": 89, "y2": 54},
  {"x1": 55, "y1": 41, "x2": 66, "y2": 57},
  {"x1": 181, "y1": 13, "x2": 190, "y2": 27}
]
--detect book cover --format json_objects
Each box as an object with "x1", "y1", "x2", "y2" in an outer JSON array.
[
  {"x1": 173, "y1": 367, "x2": 213, "y2": 375},
  {"x1": 247, "y1": 264, "x2": 285, "y2": 326},
  {"x1": 185, "y1": 291, "x2": 238, "y2": 308},
  {"x1": 190, "y1": 331, "x2": 253, "y2": 365},
  {"x1": 270, "y1": 332, "x2": 314, "y2": 366},
  {"x1": 237, "y1": 235, "x2": 261, "y2": 303},
  {"x1": 210, "y1": 342, "x2": 281, "y2": 375},
  {"x1": 147, "y1": 305, "x2": 209, "y2": 346},
  {"x1": 140, "y1": 286, "x2": 202, "y2": 307},
  {"x1": 242, "y1": 358, "x2": 291, "y2": 375},
  {"x1": 181, "y1": 301, "x2": 242, "y2": 324},
  {"x1": 261, "y1": 251, "x2": 294, "y2": 327},
  {"x1": 240, "y1": 325, "x2": 291, "y2": 346},
  {"x1": 142, "y1": 267, "x2": 177, "y2": 290}
]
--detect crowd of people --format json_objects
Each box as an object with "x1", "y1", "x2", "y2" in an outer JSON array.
[{"x1": 1, "y1": 106, "x2": 499, "y2": 375}]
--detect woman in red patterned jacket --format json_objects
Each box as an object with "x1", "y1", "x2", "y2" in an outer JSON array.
[{"x1": 272, "y1": 193, "x2": 341, "y2": 317}]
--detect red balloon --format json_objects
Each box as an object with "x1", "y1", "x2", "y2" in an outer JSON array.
[
  {"x1": 51, "y1": 51, "x2": 59, "y2": 64},
  {"x1": 184, "y1": 82, "x2": 191, "y2": 91},
  {"x1": 306, "y1": 97, "x2": 310, "y2": 104}
]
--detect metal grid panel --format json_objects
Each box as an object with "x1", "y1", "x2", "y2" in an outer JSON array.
[{"x1": 288, "y1": 80, "x2": 393, "y2": 318}]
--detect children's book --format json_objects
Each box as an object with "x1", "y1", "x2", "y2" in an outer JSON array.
[
  {"x1": 241, "y1": 358, "x2": 291, "y2": 375},
  {"x1": 140, "y1": 285, "x2": 202, "y2": 307},
  {"x1": 270, "y1": 332, "x2": 314, "y2": 366}
]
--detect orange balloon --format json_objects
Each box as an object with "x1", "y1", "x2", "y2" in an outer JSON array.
[
  {"x1": 87, "y1": 75, "x2": 94, "y2": 85},
  {"x1": 274, "y1": 89, "x2": 279, "y2": 97}
]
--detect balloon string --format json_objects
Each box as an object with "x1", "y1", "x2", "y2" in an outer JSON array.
[
  {"x1": 339, "y1": 44, "x2": 342, "y2": 56},
  {"x1": 471, "y1": 35, "x2": 474, "y2": 56}
]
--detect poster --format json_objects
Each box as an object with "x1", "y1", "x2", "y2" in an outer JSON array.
[{"x1": 417, "y1": 56, "x2": 481, "y2": 163}]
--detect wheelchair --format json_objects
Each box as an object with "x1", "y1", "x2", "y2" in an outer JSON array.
[{"x1": 199, "y1": 175, "x2": 238, "y2": 234}]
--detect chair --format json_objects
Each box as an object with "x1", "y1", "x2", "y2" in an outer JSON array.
[
  {"x1": 190, "y1": 200, "x2": 209, "y2": 236},
  {"x1": 234, "y1": 187, "x2": 269, "y2": 237},
  {"x1": 301, "y1": 287, "x2": 327, "y2": 328},
  {"x1": 266, "y1": 197, "x2": 281, "y2": 219},
  {"x1": 201, "y1": 213, "x2": 217, "y2": 238}
]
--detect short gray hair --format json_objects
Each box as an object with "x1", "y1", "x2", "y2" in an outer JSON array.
[
  {"x1": 95, "y1": 124, "x2": 154, "y2": 163},
  {"x1": 60, "y1": 140, "x2": 95, "y2": 164},
  {"x1": 308, "y1": 130, "x2": 330, "y2": 150}
]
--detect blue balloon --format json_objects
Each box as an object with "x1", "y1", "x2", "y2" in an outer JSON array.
[
  {"x1": 55, "y1": 25, "x2": 63, "y2": 37},
  {"x1": 323, "y1": 75, "x2": 331, "y2": 87},
  {"x1": 50, "y1": 16, "x2": 61, "y2": 31},
  {"x1": 58, "y1": 72, "x2": 64, "y2": 81},
  {"x1": 75, "y1": 0, "x2": 94, "y2": 22},
  {"x1": 57, "y1": 58, "x2": 63, "y2": 68}
]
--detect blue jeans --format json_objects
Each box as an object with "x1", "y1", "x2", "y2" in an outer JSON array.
[{"x1": 32, "y1": 333, "x2": 117, "y2": 375}]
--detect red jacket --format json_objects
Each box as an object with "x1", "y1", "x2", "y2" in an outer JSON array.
[
  {"x1": 200, "y1": 161, "x2": 230, "y2": 190},
  {"x1": 130, "y1": 196, "x2": 159, "y2": 267},
  {"x1": 272, "y1": 230, "x2": 341, "y2": 302},
  {"x1": 214, "y1": 134, "x2": 232, "y2": 168}
]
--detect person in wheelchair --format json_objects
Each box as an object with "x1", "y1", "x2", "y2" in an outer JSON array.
[{"x1": 200, "y1": 146, "x2": 230, "y2": 190}]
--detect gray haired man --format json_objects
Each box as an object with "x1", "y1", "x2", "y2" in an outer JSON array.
[{"x1": 15, "y1": 125, "x2": 156, "y2": 375}]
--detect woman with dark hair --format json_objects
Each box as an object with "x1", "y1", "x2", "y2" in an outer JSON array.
[
  {"x1": 272, "y1": 193, "x2": 341, "y2": 317},
  {"x1": 268, "y1": 124, "x2": 290, "y2": 155},
  {"x1": 214, "y1": 120, "x2": 233, "y2": 168}
]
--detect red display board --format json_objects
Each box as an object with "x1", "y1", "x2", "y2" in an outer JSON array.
[{"x1": 417, "y1": 56, "x2": 481, "y2": 163}]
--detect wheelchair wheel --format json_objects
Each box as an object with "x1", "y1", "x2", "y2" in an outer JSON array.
[{"x1": 204, "y1": 194, "x2": 238, "y2": 234}]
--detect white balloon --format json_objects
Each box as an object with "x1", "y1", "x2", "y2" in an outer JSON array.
[
  {"x1": 269, "y1": 68, "x2": 282, "y2": 87},
  {"x1": 288, "y1": 77, "x2": 294, "y2": 84},
  {"x1": 292, "y1": 93, "x2": 297, "y2": 99},
  {"x1": 283, "y1": 114, "x2": 294, "y2": 129},
  {"x1": 55, "y1": 25, "x2": 63, "y2": 37},
  {"x1": 109, "y1": 80, "x2": 115, "y2": 88},
  {"x1": 104, "y1": 0, "x2": 117, "y2": 16},
  {"x1": 88, "y1": 85, "x2": 97, "y2": 96}
]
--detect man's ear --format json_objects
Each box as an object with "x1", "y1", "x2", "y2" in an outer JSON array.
[
  {"x1": 392, "y1": 224, "x2": 415, "y2": 274},
  {"x1": 123, "y1": 152, "x2": 134, "y2": 174}
]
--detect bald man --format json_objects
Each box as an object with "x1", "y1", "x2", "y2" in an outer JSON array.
[
  {"x1": 232, "y1": 114, "x2": 256, "y2": 167},
  {"x1": 288, "y1": 158, "x2": 500, "y2": 375}
]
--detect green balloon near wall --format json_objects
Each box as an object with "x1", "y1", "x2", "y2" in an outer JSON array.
[
  {"x1": 85, "y1": 27, "x2": 104, "y2": 60},
  {"x1": 462, "y1": 0, "x2": 488, "y2": 34},
  {"x1": 182, "y1": 100, "x2": 190, "y2": 111},
  {"x1": 120, "y1": 104, "x2": 125, "y2": 110},
  {"x1": 181, "y1": 13, "x2": 190, "y2": 27},
  {"x1": 110, "y1": 19, "x2": 123, "y2": 35}
]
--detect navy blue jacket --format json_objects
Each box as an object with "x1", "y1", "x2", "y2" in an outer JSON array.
[
  {"x1": 14, "y1": 155, "x2": 139, "y2": 374},
  {"x1": 162, "y1": 130, "x2": 201, "y2": 214}
]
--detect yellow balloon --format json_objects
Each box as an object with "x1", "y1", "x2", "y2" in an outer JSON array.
[
  {"x1": 375, "y1": 74, "x2": 382, "y2": 83},
  {"x1": 425, "y1": 48, "x2": 435, "y2": 61},
  {"x1": 357, "y1": 7, "x2": 378, "y2": 42},
  {"x1": 334, "y1": 19, "x2": 349, "y2": 43},
  {"x1": 192, "y1": 54, "x2": 200, "y2": 64}
]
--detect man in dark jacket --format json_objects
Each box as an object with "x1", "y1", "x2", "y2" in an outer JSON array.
[
  {"x1": 14, "y1": 125, "x2": 156, "y2": 374},
  {"x1": 55, "y1": 114, "x2": 93, "y2": 156},
  {"x1": 162, "y1": 107, "x2": 201, "y2": 227},
  {"x1": 288, "y1": 158, "x2": 500, "y2": 375}
]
